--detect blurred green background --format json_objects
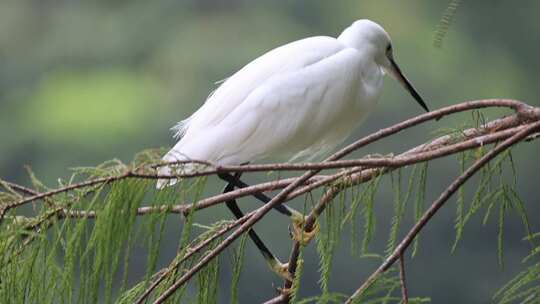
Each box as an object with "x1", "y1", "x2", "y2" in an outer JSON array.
[{"x1": 1, "y1": 0, "x2": 539, "y2": 303}]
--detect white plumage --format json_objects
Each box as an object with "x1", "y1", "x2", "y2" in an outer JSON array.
[{"x1": 157, "y1": 19, "x2": 427, "y2": 188}]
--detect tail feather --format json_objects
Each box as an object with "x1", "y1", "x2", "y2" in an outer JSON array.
[
  {"x1": 156, "y1": 150, "x2": 191, "y2": 189},
  {"x1": 156, "y1": 165, "x2": 176, "y2": 189}
]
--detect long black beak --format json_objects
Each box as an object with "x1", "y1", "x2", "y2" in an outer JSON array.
[{"x1": 389, "y1": 57, "x2": 429, "y2": 112}]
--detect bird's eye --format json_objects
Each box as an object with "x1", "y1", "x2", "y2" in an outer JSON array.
[{"x1": 386, "y1": 44, "x2": 392, "y2": 54}]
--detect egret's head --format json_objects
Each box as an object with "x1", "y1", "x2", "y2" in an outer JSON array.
[
  {"x1": 338, "y1": 20, "x2": 390, "y2": 52},
  {"x1": 339, "y1": 19, "x2": 429, "y2": 112}
]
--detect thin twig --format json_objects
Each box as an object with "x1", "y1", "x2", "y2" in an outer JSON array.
[
  {"x1": 399, "y1": 253, "x2": 409, "y2": 304},
  {"x1": 0, "y1": 181, "x2": 37, "y2": 196},
  {"x1": 0, "y1": 173, "x2": 130, "y2": 221}
]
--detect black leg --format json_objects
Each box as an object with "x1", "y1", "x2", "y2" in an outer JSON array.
[
  {"x1": 218, "y1": 172, "x2": 300, "y2": 218},
  {"x1": 219, "y1": 169, "x2": 318, "y2": 254},
  {"x1": 223, "y1": 173, "x2": 275, "y2": 261},
  {"x1": 221, "y1": 172, "x2": 291, "y2": 280}
]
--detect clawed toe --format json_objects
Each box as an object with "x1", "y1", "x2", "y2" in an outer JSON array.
[
  {"x1": 291, "y1": 213, "x2": 319, "y2": 245},
  {"x1": 269, "y1": 260, "x2": 293, "y2": 281}
]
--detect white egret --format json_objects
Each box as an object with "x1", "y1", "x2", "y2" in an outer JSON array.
[{"x1": 157, "y1": 19, "x2": 428, "y2": 280}]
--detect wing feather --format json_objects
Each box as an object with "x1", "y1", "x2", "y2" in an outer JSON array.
[
  {"x1": 163, "y1": 37, "x2": 370, "y2": 168},
  {"x1": 170, "y1": 47, "x2": 364, "y2": 165},
  {"x1": 177, "y1": 36, "x2": 344, "y2": 138}
]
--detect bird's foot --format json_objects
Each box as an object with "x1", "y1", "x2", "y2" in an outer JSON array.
[
  {"x1": 268, "y1": 259, "x2": 292, "y2": 281},
  {"x1": 290, "y1": 212, "x2": 319, "y2": 245},
  {"x1": 274, "y1": 259, "x2": 303, "y2": 296}
]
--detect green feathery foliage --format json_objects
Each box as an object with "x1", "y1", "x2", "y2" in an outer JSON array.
[
  {"x1": 361, "y1": 173, "x2": 383, "y2": 255},
  {"x1": 290, "y1": 249, "x2": 305, "y2": 304},
  {"x1": 412, "y1": 162, "x2": 429, "y2": 257},
  {"x1": 196, "y1": 237, "x2": 221, "y2": 304},
  {"x1": 451, "y1": 151, "x2": 469, "y2": 253},
  {"x1": 341, "y1": 170, "x2": 384, "y2": 258},
  {"x1": 0, "y1": 151, "x2": 222, "y2": 303},
  {"x1": 341, "y1": 182, "x2": 365, "y2": 257},
  {"x1": 230, "y1": 233, "x2": 248, "y2": 304},
  {"x1": 290, "y1": 199, "x2": 313, "y2": 303},
  {"x1": 450, "y1": 148, "x2": 533, "y2": 267},
  {"x1": 433, "y1": 0, "x2": 462, "y2": 48},
  {"x1": 316, "y1": 186, "x2": 347, "y2": 298},
  {"x1": 495, "y1": 232, "x2": 540, "y2": 304},
  {"x1": 386, "y1": 167, "x2": 418, "y2": 255},
  {"x1": 348, "y1": 259, "x2": 431, "y2": 304},
  {"x1": 140, "y1": 185, "x2": 180, "y2": 288}
]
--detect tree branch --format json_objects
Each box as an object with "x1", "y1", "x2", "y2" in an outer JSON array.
[
  {"x1": 271, "y1": 106, "x2": 540, "y2": 303},
  {"x1": 13, "y1": 109, "x2": 533, "y2": 225},
  {"x1": 399, "y1": 253, "x2": 409, "y2": 304},
  {"x1": 345, "y1": 120, "x2": 540, "y2": 303},
  {"x1": 2, "y1": 99, "x2": 535, "y2": 221}
]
